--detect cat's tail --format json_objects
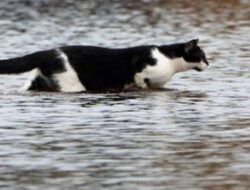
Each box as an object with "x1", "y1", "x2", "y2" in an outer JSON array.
[
  {"x1": 0, "y1": 49, "x2": 58, "y2": 74},
  {"x1": 0, "y1": 52, "x2": 42, "y2": 74}
]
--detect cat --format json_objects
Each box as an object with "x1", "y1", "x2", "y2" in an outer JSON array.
[{"x1": 0, "y1": 39, "x2": 209, "y2": 92}]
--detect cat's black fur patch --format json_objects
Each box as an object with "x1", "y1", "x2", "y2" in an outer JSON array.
[
  {"x1": 144, "y1": 78, "x2": 151, "y2": 87},
  {"x1": 59, "y1": 45, "x2": 157, "y2": 91}
]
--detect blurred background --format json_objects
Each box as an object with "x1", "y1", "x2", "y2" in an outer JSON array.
[{"x1": 0, "y1": 0, "x2": 250, "y2": 190}]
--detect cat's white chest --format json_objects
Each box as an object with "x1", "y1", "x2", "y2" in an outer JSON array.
[{"x1": 134, "y1": 48, "x2": 176, "y2": 88}]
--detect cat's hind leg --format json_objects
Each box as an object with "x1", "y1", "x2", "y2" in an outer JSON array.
[
  {"x1": 21, "y1": 69, "x2": 56, "y2": 92},
  {"x1": 27, "y1": 76, "x2": 56, "y2": 92}
]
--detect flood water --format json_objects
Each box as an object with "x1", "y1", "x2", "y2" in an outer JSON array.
[{"x1": 0, "y1": 0, "x2": 250, "y2": 189}]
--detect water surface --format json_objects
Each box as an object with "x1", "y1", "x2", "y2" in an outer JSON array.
[{"x1": 0, "y1": 0, "x2": 250, "y2": 189}]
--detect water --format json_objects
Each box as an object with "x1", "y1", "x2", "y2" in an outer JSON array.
[{"x1": 0, "y1": 0, "x2": 250, "y2": 189}]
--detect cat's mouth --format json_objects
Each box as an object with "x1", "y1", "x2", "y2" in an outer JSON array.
[
  {"x1": 194, "y1": 67, "x2": 203, "y2": 72},
  {"x1": 194, "y1": 61, "x2": 209, "y2": 72}
]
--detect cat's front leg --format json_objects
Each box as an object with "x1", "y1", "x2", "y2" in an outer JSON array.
[{"x1": 134, "y1": 72, "x2": 148, "y2": 89}]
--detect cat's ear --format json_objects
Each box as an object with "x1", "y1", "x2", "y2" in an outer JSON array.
[{"x1": 185, "y1": 39, "x2": 199, "y2": 53}]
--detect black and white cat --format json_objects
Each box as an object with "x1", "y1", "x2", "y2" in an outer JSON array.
[{"x1": 0, "y1": 39, "x2": 208, "y2": 92}]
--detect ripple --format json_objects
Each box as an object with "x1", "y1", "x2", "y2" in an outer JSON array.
[{"x1": 0, "y1": 0, "x2": 250, "y2": 190}]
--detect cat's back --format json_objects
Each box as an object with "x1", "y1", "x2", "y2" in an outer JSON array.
[
  {"x1": 59, "y1": 45, "x2": 155, "y2": 70},
  {"x1": 60, "y1": 45, "x2": 155, "y2": 58}
]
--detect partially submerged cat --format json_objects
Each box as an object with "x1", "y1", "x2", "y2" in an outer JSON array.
[{"x1": 0, "y1": 39, "x2": 209, "y2": 92}]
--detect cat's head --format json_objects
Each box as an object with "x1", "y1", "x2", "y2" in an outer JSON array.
[{"x1": 182, "y1": 39, "x2": 209, "y2": 72}]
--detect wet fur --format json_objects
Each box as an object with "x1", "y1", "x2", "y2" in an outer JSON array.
[{"x1": 0, "y1": 39, "x2": 209, "y2": 92}]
